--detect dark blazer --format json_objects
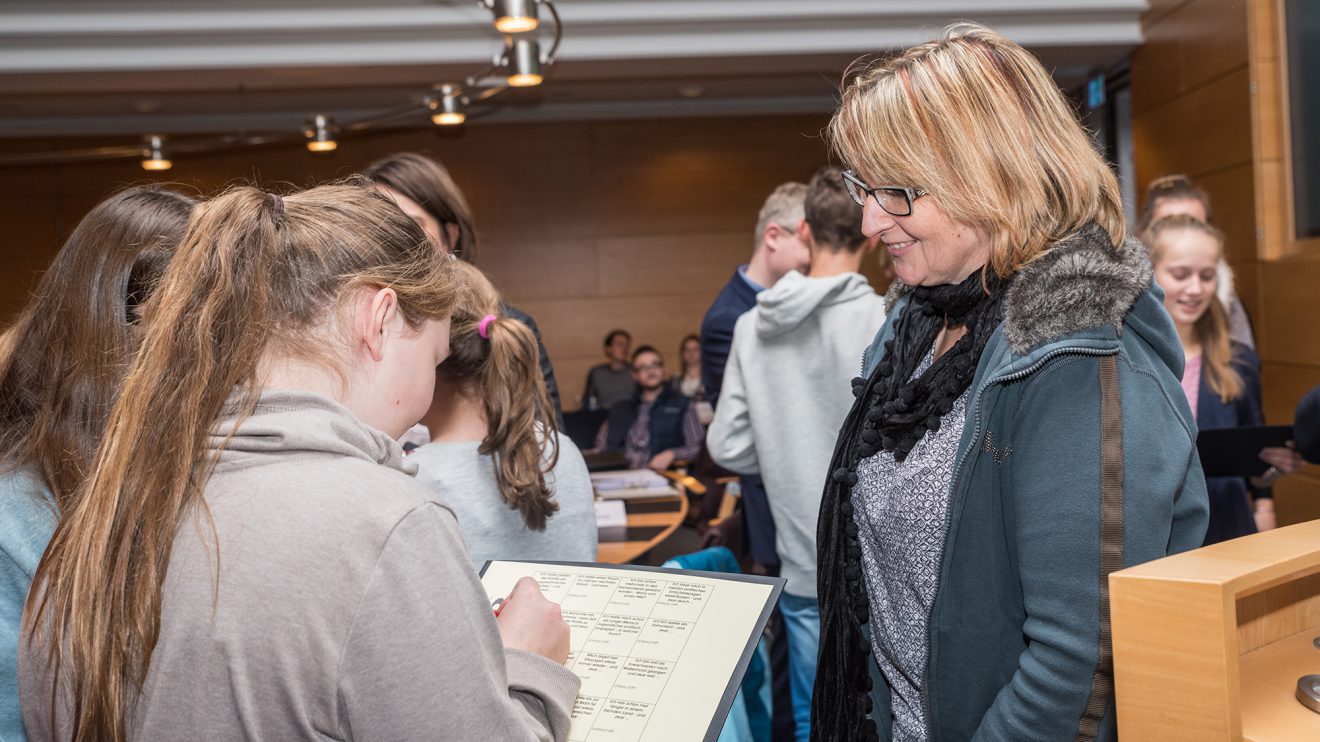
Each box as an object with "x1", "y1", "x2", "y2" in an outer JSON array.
[
  {"x1": 698, "y1": 268, "x2": 777, "y2": 568},
  {"x1": 503, "y1": 303, "x2": 563, "y2": 427},
  {"x1": 1295, "y1": 382, "x2": 1320, "y2": 464},
  {"x1": 699, "y1": 270, "x2": 759, "y2": 405},
  {"x1": 1197, "y1": 343, "x2": 1267, "y2": 545},
  {"x1": 604, "y1": 388, "x2": 692, "y2": 458}
]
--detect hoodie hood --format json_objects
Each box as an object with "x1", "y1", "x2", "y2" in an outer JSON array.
[
  {"x1": 755, "y1": 270, "x2": 878, "y2": 339},
  {"x1": 211, "y1": 388, "x2": 414, "y2": 476}
]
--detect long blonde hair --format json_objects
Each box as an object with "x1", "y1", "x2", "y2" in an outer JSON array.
[
  {"x1": 828, "y1": 22, "x2": 1126, "y2": 277},
  {"x1": 1145, "y1": 214, "x2": 1242, "y2": 402},
  {"x1": 437, "y1": 262, "x2": 560, "y2": 530},
  {"x1": 29, "y1": 182, "x2": 457, "y2": 742}
]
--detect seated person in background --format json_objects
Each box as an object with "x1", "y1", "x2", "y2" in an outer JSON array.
[
  {"x1": 412, "y1": 262, "x2": 596, "y2": 569},
  {"x1": 594, "y1": 346, "x2": 703, "y2": 471},
  {"x1": 582, "y1": 329, "x2": 636, "y2": 411},
  {"x1": 669, "y1": 334, "x2": 713, "y2": 424},
  {"x1": 1139, "y1": 173, "x2": 1256, "y2": 350},
  {"x1": 1147, "y1": 215, "x2": 1303, "y2": 541}
]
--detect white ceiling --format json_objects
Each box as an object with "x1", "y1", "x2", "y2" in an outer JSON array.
[{"x1": 0, "y1": 0, "x2": 1146, "y2": 138}]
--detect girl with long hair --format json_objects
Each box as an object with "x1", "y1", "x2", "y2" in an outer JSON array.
[
  {"x1": 21, "y1": 183, "x2": 578, "y2": 742},
  {"x1": 0, "y1": 184, "x2": 194, "y2": 742},
  {"x1": 1146, "y1": 215, "x2": 1302, "y2": 541},
  {"x1": 412, "y1": 262, "x2": 595, "y2": 568},
  {"x1": 1138, "y1": 173, "x2": 1256, "y2": 349}
]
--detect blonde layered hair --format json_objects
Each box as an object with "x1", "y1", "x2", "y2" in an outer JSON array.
[{"x1": 828, "y1": 22, "x2": 1126, "y2": 278}]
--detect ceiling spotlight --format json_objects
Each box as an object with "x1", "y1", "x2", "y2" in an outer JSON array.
[
  {"x1": 490, "y1": 0, "x2": 538, "y2": 33},
  {"x1": 429, "y1": 87, "x2": 467, "y2": 126},
  {"x1": 140, "y1": 135, "x2": 171, "y2": 171},
  {"x1": 506, "y1": 39, "x2": 543, "y2": 87},
  {"x1": 303, "y1": 114, "x2": 339, "y2": 152}
]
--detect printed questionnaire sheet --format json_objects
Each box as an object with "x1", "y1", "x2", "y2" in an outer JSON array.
[{"x1": 480, "y1": 561, "x2": 783, "y2": 742}]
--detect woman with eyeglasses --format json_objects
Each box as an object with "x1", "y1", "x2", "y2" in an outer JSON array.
[{"x1": 813, "y1": 24, "x2": 1208, "y2": 742}]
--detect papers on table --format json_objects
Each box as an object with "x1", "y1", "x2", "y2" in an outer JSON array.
[
  {"x1": 591, "y1": 469, "x2": 679, "y2": 500},
  {"x1": 595, "y1": 499, "x2": 627, "y2": 541},
  {"x1": 481, "y1": 560, "x2": 784, "y2": 742}
]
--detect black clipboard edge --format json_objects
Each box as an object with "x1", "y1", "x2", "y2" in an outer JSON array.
[{"x1": 478, "y1": 559, "x2": 788, "y2": 742}]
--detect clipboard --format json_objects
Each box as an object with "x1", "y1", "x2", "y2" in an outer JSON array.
[
  {"x1": 480, "y1": 560, "x2": 786, "y2": 742},
  {"x1": 1195, "y1": 424, "x2": 1294, "y2": 477}
]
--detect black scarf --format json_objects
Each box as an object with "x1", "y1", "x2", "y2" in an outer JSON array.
[{"x1": 810, "y1": 268, "x2": 1006, "y2": 741}]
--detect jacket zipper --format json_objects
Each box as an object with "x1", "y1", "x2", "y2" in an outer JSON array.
[{"x1": 919, "y1": 346, "x2": 1116, "y2": 741}]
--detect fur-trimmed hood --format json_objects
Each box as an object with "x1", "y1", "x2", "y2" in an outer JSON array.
[{"x1": 884, "y1": 223, "x2": 1155, "y2": 355}]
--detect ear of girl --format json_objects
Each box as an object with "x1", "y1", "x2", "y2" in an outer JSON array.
[
  {"x1": 338, "y1": 285, "x2": 452, "y2": 440},
  {"x1": 22, "y1": 182, "x2": 578, "y2": 742}
]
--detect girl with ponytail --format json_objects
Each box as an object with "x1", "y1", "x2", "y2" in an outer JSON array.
[
  {"x1": 413, "y1": 262, "x2": 596, "y2": 568},
  {"x1": 0, "y1": 185, "x2": 194, "y2": 742},
  {"x1": 21, "y1": 183, "x2": 578, "y2": 742}
]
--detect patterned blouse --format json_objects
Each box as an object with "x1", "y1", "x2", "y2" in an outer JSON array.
[{"x1": 851, "y1": 348, "x2": 970, "y2": 741}]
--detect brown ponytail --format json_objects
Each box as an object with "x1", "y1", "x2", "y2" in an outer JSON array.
[
  {"x1": 29, "y1": 181, "x2": 456, "y2": 742},
  {"x1": 1145, "y1": 214, "x2": 1243, "y2": 403},
  {"x1": 438, "y1": 262, "x2": 560, "y2": 531}
]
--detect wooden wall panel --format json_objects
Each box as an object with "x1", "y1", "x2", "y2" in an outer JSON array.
[
  {"x1": 0, "y1": 113, "x2": 848, "y2": 413},
  {"x1": 1272, "y1": 474, "x2": 1320, "y2": 531},
  {"x1": 1257, "y1": 258, "x2": 1320, "y2": 366},
  {"x1": 1133, "y1": 65, "x2": 1253, "y2": 185},
  {"x1": 1179, "y1": 0, "x2": 1252, "y2": 91},
  {"x1": 1259, "y1": 361, "x2": 1318, "y2": 424},
  {"x1": 1195, "y1": 163, "x2": 1256, "y2": 264}
]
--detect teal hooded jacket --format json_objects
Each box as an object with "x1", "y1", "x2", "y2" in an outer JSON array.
[{"x1": 847, "y1": 225, "x2": 1209, "y2": 741}]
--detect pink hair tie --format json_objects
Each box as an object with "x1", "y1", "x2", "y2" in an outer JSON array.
[{"x1": 478, "y1": 314, "x2": 498, "y2": 339}]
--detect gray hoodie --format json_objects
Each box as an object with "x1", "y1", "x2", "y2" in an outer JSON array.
[
  {"x1": 707, "y1": 271, "x2": 885, "y2": 598},
  {"x1": 20, "y1": 389, "x2": 579, "y2": 741}
]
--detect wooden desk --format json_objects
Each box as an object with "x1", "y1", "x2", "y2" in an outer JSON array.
[
  {"x1": 1111, "y1": 520, "x2": 1320, "y2": 741},
  {"x1": 595, "y1": 492, "x2": 689, "y2": 564}
]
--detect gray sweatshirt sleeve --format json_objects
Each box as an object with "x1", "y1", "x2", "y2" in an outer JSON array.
[
  {"x1": 336, "y1": 503, "x2": 580, "y2": 741},
  {"x1": 705, "y1": 322, "x2": 760, "y2": 475}
]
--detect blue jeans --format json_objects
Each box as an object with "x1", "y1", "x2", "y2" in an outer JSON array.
[{"x1": 779, "y1": 592, "x2": 820, "y2": 742}]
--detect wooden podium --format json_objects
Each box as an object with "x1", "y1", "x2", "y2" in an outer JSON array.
[{"x1": 1111, "y1": 520, "x2": 1320, "y2": 740}]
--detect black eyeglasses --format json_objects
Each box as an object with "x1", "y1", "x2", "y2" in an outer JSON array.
[{"x1": 841, "y1": 170, "x2": 927, "y2": 217}]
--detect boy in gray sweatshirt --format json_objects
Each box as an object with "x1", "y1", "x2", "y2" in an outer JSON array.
[{"x1": 706, "y1": 166, "x2": 885, "y2": 742}]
